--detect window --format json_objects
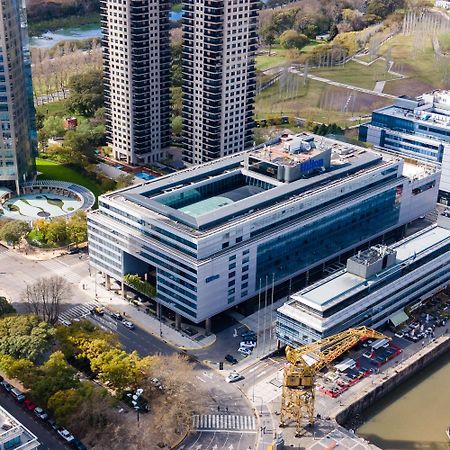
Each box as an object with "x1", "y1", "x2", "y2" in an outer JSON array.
[
  {"x1": 229, "y1": 262, "x2": 236, "y2": 270},
  {"x1": 229, "y1": 271, "x2": 235, "y2": 278},
  {"x1": 242, "y1": 273, "x2": 248, "y2": 281},
  {"x1": 206, "y1": 274, "x2": 220, "y2": 283}
]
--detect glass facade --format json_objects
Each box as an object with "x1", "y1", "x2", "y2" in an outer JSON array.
[{"x1": 257, "y1": 188, "x2": 400, "y2": 286}]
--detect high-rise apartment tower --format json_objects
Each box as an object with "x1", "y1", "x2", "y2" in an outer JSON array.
[
  {"x1": 181, "y1": 0, "x2": 258, "y2": 165},
  {"x1": 0, "y1": 0, "x2": 36, "y2": 194},
  {"x1": 101, "y1": 0, "x2": 171, "y2": 165}
]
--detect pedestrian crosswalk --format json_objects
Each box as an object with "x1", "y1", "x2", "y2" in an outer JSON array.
[
  {"x1": 58, "y1": 303, "x2": 97, "y2": 324},
  {"x1": 39, "y1": 259, "x2": 82, "y2": 284},
  {"x1": 192, "y1": 415, "x2": 256, "y2": 432}
]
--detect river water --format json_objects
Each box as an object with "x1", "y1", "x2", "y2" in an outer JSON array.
[
  {"x1": 358, "y1": 350, "x2": 450, "y2": 450},
  {"x1": 29, "y1": 11, "x2": 183, "y2": 49}
]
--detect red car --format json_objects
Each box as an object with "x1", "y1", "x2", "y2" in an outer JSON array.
[{"x1": 23, "y1": 399, "x2": 37, "y2": 411}]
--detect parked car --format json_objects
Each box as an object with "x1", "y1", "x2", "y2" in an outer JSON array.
[
  {"x1": 238, "y1": 347, "x2": 252, "y2": 356},
  {"x1": 225, "y1": 354, "x2": 238, "y2": 365},
  {"x1": 60, "y1": 319, "x2": 72, "y2": 327},
  {"x1": 71, "y1": 438, "x2": 87, "y2": 450},
  {"x1": 33, "y1": 407, "x2": 48, "y2": 420},
  {"x1": 10, "y1": 388, "x2": 26, "y2": 402},
  {"x1": 241, "y1": 331, "x2": 257, "y2": 340},
  {"x1": 48, "y1": 419, "x2": 59, "y2": 431},
  {"x1": 122, "y1": 320, "x2": 135, "y2": 330},
  {"x1": 111, "y1": 313, "x2": 124, "y2": 321},
  {"x1": 0, "y1": 380, "x2": 12, "y2": 392},
  {"x1": 23, "y1": 399, "x2": 37, "y2": 411},
  {"x1": 362, "y1": 351, "x2": 373, "y2": 359},
  {"x1": 240, "y1": 341, "x2": 256, "y2": 348},
  {"x1": 226, "y1": 371, "x2": 243, "y2": 383},
  {"x1": 57, "y1": 428, "x2": 75, "y2": 442},
  {"x1": 394, "y1": 332, "x2": 405, "y2": 338}
]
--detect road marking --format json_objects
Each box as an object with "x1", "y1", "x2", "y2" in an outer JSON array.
[
  {"x1": 196, "y1": 376, "x2": 206, "y2": 383},
  {"x1": 247, "y1": 367, "x2": 258, "y2": 374},
  {"x1": 255, "y1": 370, "x2": 266, "y2": 378},
  {"x1": 192, "y1": 414, "x2": 256, "y2": 432}
]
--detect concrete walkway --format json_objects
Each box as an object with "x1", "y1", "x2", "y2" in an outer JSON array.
[{"x1": 79, "y1": 273, "x2": 216, "y2": 351}]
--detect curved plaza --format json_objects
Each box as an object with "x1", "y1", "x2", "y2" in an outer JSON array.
[{"x1": 0, "y1": 180, "x2": 95, "y2": 221}]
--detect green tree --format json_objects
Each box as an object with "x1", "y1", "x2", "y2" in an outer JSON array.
[
  {"x1": 261, "y1": 25, "x2": 277, "y2": 55},
  {"x1": 66, "y1": 69, "x2": 104, "y2": 117},
  {"x1": 42, "y1": 116, "x2": 65, "y2": 138},
  {"x1": 31, "y1": 351, "x2": 79, "y2": 407},
  {"x1": 115, "y1": 174, "x2": 135, "y2": 190},
  {"x1": 67, "y1": 211, "x2": 88, "y2": 244},
  {"x1": 279, "y1": 30, "x2": 309, "y2": 50},
  {"x1": 0, "y1": 352, "x2": 35, "y2": 384},
  {"x1": 0, "y1": 315, "x2": 54, "y2": 361},
  {"x1": 0, "y1": 297, "x2": 15, "y2": 316},
  {"x1": 172, "y1": 115, "x2": 182, "y2": 137},
  {"x1": 45, "y1": 218, "x2": 68, "y2": 246},
  {"x1": 0, "y1": 221, "x2": 30, "y2": 248}
]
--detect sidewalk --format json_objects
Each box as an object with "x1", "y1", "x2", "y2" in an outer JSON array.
[{"x1": 79, "y1": 274, "x2": 216, "y2": 351}]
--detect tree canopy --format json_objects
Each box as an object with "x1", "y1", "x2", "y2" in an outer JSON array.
[
  {"x1": 66, "y1": 69, "x2": 104, "y2": 117},
  {"x1": 0, "y1": 315, "x2": 54, "y2": 361},
  {"x1": 0, "y1": 221, "x2": 30, "y2": 247},
  {"x1": 0, "y1": 297, "x2": 15, "y2": 317}
]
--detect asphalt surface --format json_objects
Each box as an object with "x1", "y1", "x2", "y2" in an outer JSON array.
[
  {"x1": 0, "y1": 388, "x2": 69, "y2": 450},
  {"x1": 0, "y1": 247, "x2": 256, "y2": 450}
]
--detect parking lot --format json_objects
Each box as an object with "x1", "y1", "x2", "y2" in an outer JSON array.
[{"x1": 316, "y1": 291, "x2": 450, "y2": 399}]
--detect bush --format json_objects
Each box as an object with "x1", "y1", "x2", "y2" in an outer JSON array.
[
  {"x1": 279, "y1": 30, "x2": 309, "y2": 50},
  {"x1": 123, "y1": 274, "x2": 156, "y2": 298}
]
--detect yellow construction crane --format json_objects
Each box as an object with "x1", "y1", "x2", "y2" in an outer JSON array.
[{"x1": 280, "y1": 326, "x2": 388, "y2": 435}]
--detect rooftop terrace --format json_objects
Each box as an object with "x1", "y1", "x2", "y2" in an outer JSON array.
[{"x1": 101, "y1": 133, "x2": 434, "y2": 234}]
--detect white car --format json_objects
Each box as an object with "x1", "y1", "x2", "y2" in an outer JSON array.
[
  {"x1": 122, "y1": 320, "x2": 135, "y2": 330},
  {"x1": 240, "y1": 341, "x2": 256, "y2": 348},
  {"x1": 57, "y1": 428, "x2": 75, "y2": 442},
  {"x1": 238, "y1": 347, "x2": 252, "y2": 356},
  {"x1": 226, "y1": 371, "x2": 243, "y2": 383}
]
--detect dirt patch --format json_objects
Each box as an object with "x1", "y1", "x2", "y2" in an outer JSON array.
[
  {"x1": 318, "y1": 87, "x2": 391, "y2": 112},
  {"x1": 383, "y1": 78, "x2": 435, "y2": 97}
]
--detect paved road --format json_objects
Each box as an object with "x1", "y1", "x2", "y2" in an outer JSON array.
[
  {"x1": 0, "y1": 248, "x2": 256, "y2": 450},
  {"x1": 0, "y1": 389, "x2": 69, "y2": 450}
]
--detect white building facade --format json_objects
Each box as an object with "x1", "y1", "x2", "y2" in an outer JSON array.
[
  {"x1": 0, "y1": 405, "x2": 39, "y2": 450},
  {"x1": 88, "y1": 133, "x2": 440, "y2": 327}
]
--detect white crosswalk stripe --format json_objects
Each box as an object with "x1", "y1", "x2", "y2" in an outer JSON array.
[
  {"x1": 192, "y1": 414, "x2": 256, "y2": 431},
  {"x1": 58, "y1": 303, "x2": 97, "y2": 324}
]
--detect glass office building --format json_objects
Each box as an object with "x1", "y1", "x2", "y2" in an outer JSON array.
[
  {"x1": 88, "y1": 133, "x2": 439, "y2": 327},
  {"x1": 0, "y1": 0, "x2": 36, "y2": 194},
  {"x1": 359, "y1": 92, "x2": 450, "y2": 204},
  {"x1": 277, "y1": 211, "x2": 450, "y2": 347}
]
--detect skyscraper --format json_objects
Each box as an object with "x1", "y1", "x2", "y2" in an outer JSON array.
[
  {"x1": 101, "y1": 0, "x2": 171, "y2": 165},
  {"x1": 0, "y1": 0, "x2": 36, "y2": 194},
  {"x1": 181, "y1": 0, "x2": 258, "y2": 165}
]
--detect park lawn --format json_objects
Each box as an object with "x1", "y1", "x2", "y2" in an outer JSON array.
[
  {"x1": 256, "y1": 75, "x2": 390, "y2": 128},
  {"x1": 379, "y1": 34, "x2": 450, "y2": 89},
  {"x1": 36, "y1": 100, "x2": 68, "y2": 117},
  {"x1": 36, "y1": 158, "x2": 104, "y2": 199},
  {"x1": 256, "y1": 46, "x2": 291, "y2": 71},
  {"x1": 310, "y1": 60, "x2": 401, "y2": 90}
]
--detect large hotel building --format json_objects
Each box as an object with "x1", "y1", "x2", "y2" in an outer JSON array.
[
  {"x1": 181, "y1": 0, "x2": 259, "y2": 164},
  {"x1": 88, "y1": 133, "x2": 439, "y2": 329},
  {"x1": 0, "y1": 0, "x2": 35, "y2": 194},
  {"x1": 101, "y1": 0, "x2": 171, "y2": 164}
]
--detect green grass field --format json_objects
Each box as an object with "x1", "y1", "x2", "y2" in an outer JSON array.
[
  {"x1": 311, "y1": 60, "x2": 400, "y2": 90},
  {"x1": 36, "y1": 158, "x2": 103, "y2": 199},
  {"x1": 36, "y1": 101, "x2": 68, "y2": 117},
  {"x1": 256, "y1": 46, "x2": 291, "y2": 71},
  {"x1": 379, "y1": 34, "x2": 450, "y2": 93},
  {"x1": 256, "y1": 75, "x2": 390, "y2": 127}
]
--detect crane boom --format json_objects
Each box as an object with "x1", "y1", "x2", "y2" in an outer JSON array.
[{"x1": 280, "y1": 327, "x2": 388, "y2": 435}]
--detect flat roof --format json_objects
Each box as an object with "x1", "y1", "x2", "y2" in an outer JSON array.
[
  {"x1": 286, "y1": 224, "x2": 450, "y2": 312},
  {"x1": 103, "y1": 134, "x2": 394, "y2": 232}
]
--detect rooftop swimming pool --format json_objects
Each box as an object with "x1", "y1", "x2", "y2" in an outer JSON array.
[{"x1": 136, "y1": 172, "x2": 156, "y2": 181}]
